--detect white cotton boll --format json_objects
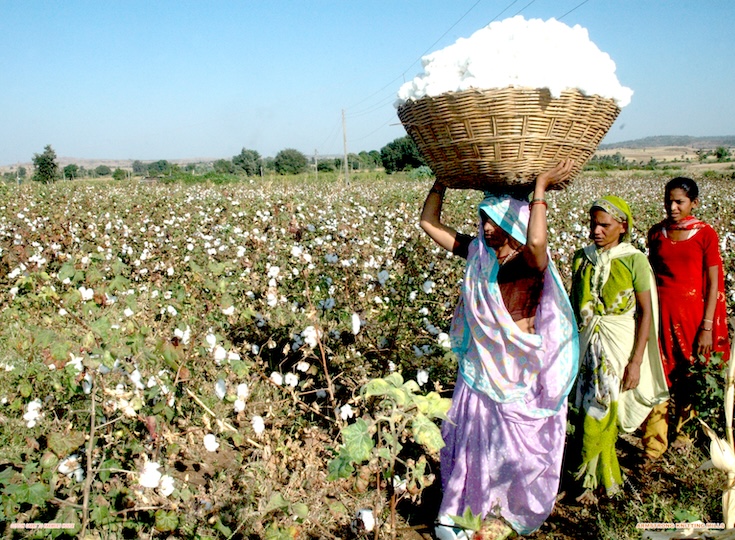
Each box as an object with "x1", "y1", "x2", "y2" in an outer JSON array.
[
  {"x1": 24, "y1": 399, "x2": 42, "y2": 428},
  {"x1": 396, "y1": 15, "x2": 632, "y2": 107},
  {"x1": 203, "y1": 433, "x2": 220, "y2": 452},
  {"x1": 58, "y1": 455, "x2": 84, "y2": 482},
  {"x1": 351, "y1": 313, "x2": 361, "y2": 335},
  {"x1": 213, "y1": 345, "x2": 227, "y2": 365},
  {"x1": 340, "y1": 404, "x2": 354, "y2": 420},
  {"x1": 422, "y1": 280, "x2": 435, "y2": 294},
  {"x1": 437, "y1": 332, "x2": 452, "y2": 349},
  {"x1": 416, "y1": 369, "x2": 429, "y2": 387},
  {"x1": 159, "y1": 475, "x2": 175, "y2": 496},
  {"x1": 222, "y1": 305, "x2": 235, "y2": 316},
  {"x1": 205, "y1": 333, "x2": 217, "y2": 351},
  {"x1": 123, "y1": 307, "x2": 134, "y2": 318},
  {"x1": 252, "y1": 415, "x2": 265, "y2": 436},
  {"x1": 234, "y1": 399, "x2": 246, "y2": 413},
  {"x1": 284, "y1": 373, "x2": 299, "y2": 387},
  {"x1": 270, "y1": 372, "x2": 283, "y2": 386},
  {"x1": 174, "y1": 326, "x2": 191, "y2": 345},
  {"x1": 301, "y1": 326, "x2": 321, "y2": 348},
  {"x1": 67, "y1": 353, "x2": 83, "y2": 372},
  {"x1": 296, "y1": 361, "x2": 310, "y2": 373},
  {"x1": 214, "y1": 379, "x2": 226, "y2": 400},
  {"x1": 139, "y1": 461, "x2": 162, "y2": 488},
  {"x1": 79, "y1": 286, "x2": 94, "y2": 302},
  {"x1": 130, "y1": 369, "x2": 145, "y2": 390}
]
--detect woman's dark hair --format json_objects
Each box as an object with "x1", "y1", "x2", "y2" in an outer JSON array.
[{"x1": 665, "y1": 177, "x2": 699, "y2": 201}]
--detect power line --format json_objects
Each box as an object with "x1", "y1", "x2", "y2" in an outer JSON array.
[
  {"x1": 557, "y1": 0, "x2": 591, "y2": 20},
  {"x1": 512, "y1": 0, "x2": 538, "y2": 17},
  {"x1": 346, "y1": 0, "x2": 492, "y2": 111}
]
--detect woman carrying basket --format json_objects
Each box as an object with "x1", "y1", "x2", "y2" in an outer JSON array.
[
  {"x1": 642, "y1": 177, "x2": 731, "y2": 460},
  {"x1": 569, "y1": 196, "x2": 668, "y2": 504},
  {"x1": 420, "y1": 160, "x2": 579, "y2": 538}
]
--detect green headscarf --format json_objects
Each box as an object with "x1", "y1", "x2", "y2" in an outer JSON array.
[{"x1": 590, "y1": 195, "x2": 633, "y2": 243}]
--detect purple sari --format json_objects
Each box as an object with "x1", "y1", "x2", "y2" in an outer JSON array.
[{"x1": 438, "y1": 194, "x2": 578, "y2": 535}]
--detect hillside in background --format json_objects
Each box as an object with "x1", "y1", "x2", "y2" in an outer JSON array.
[{"x1": 601, "y1": 135, "x2": 735, "y2": 149}]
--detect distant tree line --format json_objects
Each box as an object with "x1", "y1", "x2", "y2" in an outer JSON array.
[{"x1": 5, "y1": 138, "x2": 432, "y2": 184}]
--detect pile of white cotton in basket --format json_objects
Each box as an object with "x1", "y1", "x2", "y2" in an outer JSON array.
[{"x1": 396, "y1": 15, "x2": 633, "y2": 108}]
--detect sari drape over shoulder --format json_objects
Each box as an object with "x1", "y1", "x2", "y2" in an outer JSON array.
[
  {"x1": 439, "y1": 195, "x2": 579, "y2": 535},
  {"x1": 648, "y1": 217, "x2": 730, "y2": 381},
  {"x1": 571, "y1": 242, "x2": 669, "y2": 493}
]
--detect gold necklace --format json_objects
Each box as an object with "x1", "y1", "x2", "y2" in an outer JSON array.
[{"x1": 497, "y1": 246, "x2": 520, "y2": 265}]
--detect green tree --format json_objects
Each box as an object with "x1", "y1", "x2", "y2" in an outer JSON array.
[
  {"x1": 18, "y1": 166, "x2": 26, "y2": 179},
  {"x1": 95, "y1": 165, "x2": 112, "y2": 176},
  {"x1": 63, "y1": 164, "x2": 78, "y2": 179},
  {"x1": 714, "y1": 146, "x2": 731, "y2": 162},
  {"x1": 112, "y1": 168, "x2": 127, "y2": 181},
  {"x1": 32, "y1": 145, "x2": 59, "y2": 183},
  {"x1": 232, "y1": 148, "x2": 261, "y2": 176},
  {"x1": 358, "y1": 150, "x2": 381, "y2": 170},
  {"x1": 380, "y1": 136, "x2": 426, "y2": 174},
  {"x1": 147, "y1": 160, "x2": 171, "y2": 176},
  {"x1": 316, "y1": 159, "x2": 336, "y2": 172},
  {"x1": 213, "y1": 159, "x2": 235, "y2": 174},
  {"x1": 274, "y1": 148, "x2": 308, "y2": 175},
  {"x1": 132, "y1": 160, "x2": 147, "y2": 175}
]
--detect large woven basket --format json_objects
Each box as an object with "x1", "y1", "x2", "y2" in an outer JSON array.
[{"x1": 397, "y1": 87, "x2": 620, "y2": 191}]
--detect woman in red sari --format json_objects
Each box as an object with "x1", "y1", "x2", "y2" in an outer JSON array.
[{"x1": 642, "y1": 177, "x2": 730, "y2": 460}]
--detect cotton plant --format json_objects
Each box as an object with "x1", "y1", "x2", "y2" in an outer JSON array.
[{"x1": 698, "y1": 341, "x2": 735, "y2": 528}]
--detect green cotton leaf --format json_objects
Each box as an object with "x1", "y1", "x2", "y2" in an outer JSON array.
[
  {"x1": 413, "y1": 392, "x2": 452, "y2": 420},
  {"x1": 376, "y1": 447, "x2": 392, "y2": 461},
  {"x1": 412, "y1": 412, "x2": 445, "y2": 453},
  {"x1": 99, "y1": 459, "x2": 120, "y2": 482},
  {"x1": 91, "y1": 504, "x2": 113, "y2": 526},
  {"x1": 383, "y1": 372, "x2": 404, "y2": 388},
  {"x1": 110, "y1": 259, "x2": 128, "y2": 276},
  {"x1": 292, "y1": 502, "x2": 309, "y2": 519},
  {"x1": 402, "y1": 379, "x2": 421, "y2": 394},
  {"x1": 450, "y1": 506, "x2": 483, "y2": 532},
  {"x1": 90, "y1": 316, "x2": 112, "y2": 338},
  {"x1": 154, "y1": 510, "x2": 179, "y2": 532},
  {"x1": 385, "y1": 387, "x2": 410, "y2": 407},
  {"x1": 108, "y1": 275, "x2": 130, "y2": 292},
  {"x1": 363, "y1": 378, "x2": 393, "y2": 398},
  {"x1": 207, "y1": 261, "x2": 226, "y2": 276},
  {"x1": 18, "y1": 380, "x2": 33, "y2": 398},
  {"x1": 327, "y1": 455, "x2": 354, "y2": 481},
  {"x1": 47, "y1": 430, "x2": 86, "y2": 456},
  {"x1": 53, "y1": 505, "x2": 81, "y2": 536},
  {"x1": 57, "y1": 263, "x2": 76, "y2": 283},
  {"x1": 10, "y1": 482, "x2": 50, "y2": 506},
  {"x1": 264, "y1": 492, "x2": 290, "y2": 514},
  {"x1": 342, "y1": 419, "x2": 374, "y2": 463},
  {"x1": 0, "y1": 467, "x2": 15, "y2": 486}
]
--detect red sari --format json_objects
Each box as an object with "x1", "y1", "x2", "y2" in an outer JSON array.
[{"x1": 648, "y1": 216, "x2": 730, "y2": 386}]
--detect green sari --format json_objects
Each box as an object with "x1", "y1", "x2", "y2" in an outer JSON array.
[{"x1": 570, "y1": 243, "x2": 668, "y2": 493}]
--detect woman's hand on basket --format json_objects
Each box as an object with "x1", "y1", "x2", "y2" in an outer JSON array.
[{"x1": 535, "y1": 159, "x2": 575, "y2": 191}]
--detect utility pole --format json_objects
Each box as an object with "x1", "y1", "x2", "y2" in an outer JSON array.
[
  {"x1": 314, "y1": 149, "x2": 318, "y2": 182},
  {"x1": 342, "y1": 109, "x2": 349, "y2": 185}
]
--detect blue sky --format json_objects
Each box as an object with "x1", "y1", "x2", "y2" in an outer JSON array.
[{"x1": 1, "y1": 1, "x2": 733, "y2": 165}]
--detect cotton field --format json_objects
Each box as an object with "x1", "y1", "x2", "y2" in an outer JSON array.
[{"x1": 0, "y1": 172, "x2": 733, "y2": 537}]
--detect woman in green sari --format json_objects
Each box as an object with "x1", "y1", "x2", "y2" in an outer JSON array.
[{"x1": 570, "y1": 196, "x2": 668, "y2": 504}]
